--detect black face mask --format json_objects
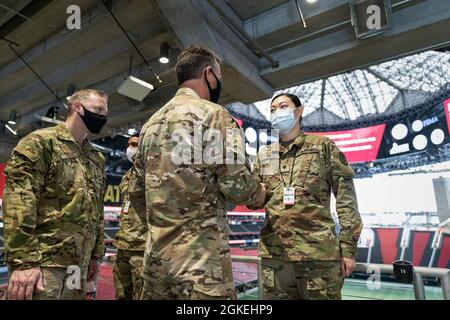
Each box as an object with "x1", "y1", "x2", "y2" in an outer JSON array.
[
  {"x1": 205, "y1": 69, "x2": 222, "y2": 104},
  {"x1": 78, "y1": 105, "x2": 107, "y2": 134}
]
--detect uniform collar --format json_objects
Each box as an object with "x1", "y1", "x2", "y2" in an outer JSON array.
[
  {"x1": 56, "y1": 123, "x2": 76, "y2": 142},
  {"x1": 279, "y1": 131, "x2": 306, "y2": 155},
  {"x1": 176, "y1": 87, "x2": 200, "y2": 99},
  {"x1": 56, "y1": 123, "x2": 96, "y2": 152}
]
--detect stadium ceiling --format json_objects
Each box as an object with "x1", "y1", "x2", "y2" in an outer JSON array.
[{"x1": 229, "y1": 50, "x2": 450, "y2": 126}]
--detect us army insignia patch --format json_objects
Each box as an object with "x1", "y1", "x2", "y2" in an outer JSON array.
[{"x1": 339, "y1": 152, "x2": 348, "y2": 165}]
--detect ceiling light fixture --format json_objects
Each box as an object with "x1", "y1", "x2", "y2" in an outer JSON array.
[
  {"x1": 159, "y1": 42, "x2": 170, "y2": 64},
  {"x1": 118, "y1": 75, "x2": 154, "y2": 102},
  {"x1": 8, "y1": 111, "x2": 17, "y2": 125}
]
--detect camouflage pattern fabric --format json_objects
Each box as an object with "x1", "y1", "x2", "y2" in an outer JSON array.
[
  {"x1": 32, "y1": 266, "x2": 88, "y2": 300},
  {"x1": 130, "y1": 87, "x2": 261, "y2": 299},
  {"x1": 113, "y1": 168, "x2": 147, "y2": 251},
  {"x1": 261, "y1": 258, "x2": 344, "y2": 300},
  {"x1": 2, "y1": 124, "x2": 105, "y2": 272},
  {"x1": 253, "y1": 132, "x2": 363, "y2": 262},
  {"x1": 140, "y1": 280, "x2": 237, "y2": 300},
  {"x1": 113, "y1": 249, "x2": 144, "y2": 300}
]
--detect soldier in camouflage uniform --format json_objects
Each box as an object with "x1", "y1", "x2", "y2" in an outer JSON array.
[
  {"x1": 252, "y1": 93, "x2": 363, "y2": 300},
  {"x1": 2, "y1": 89, "x2": 108, "y2": 300},
  {"x1": 130, "y1": 45, "x2": 266, "y2": 300},
  {"x1": 113, "y1": 134, "x2": 148, "y2": 300}
]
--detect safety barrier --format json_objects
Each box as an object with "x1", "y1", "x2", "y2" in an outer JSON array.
[
  {"x1": 231, "y1": 255, "x2": 263, "y2": 299},
  {"x1": 355, "y1": 262, "x2": 450, "y2": 300},
  {"x1": 230, "y1": 255, "x2": 450, "y2": 300}
]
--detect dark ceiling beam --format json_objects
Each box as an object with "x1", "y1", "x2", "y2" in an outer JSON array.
[
  {"x1": 243, "y1": 0, "x2": 349, "y2": 49},
  {"x1": 0, "y1": 26, "x2": 168, "y2": 114},
  {"x1": 0, "y1": 0, "x2": 52, "y2": 39},
  {"x1": 260, "y1": 0, "x2": 450, "y2": 89},
  {"x1": 206, "y1": 0, "x2": 278, "y2": 68},
  {"x1": 0, "y1": 0, "x2": 130, "y2": 83},
  {"x1": 150, "y1": 0, "x2": 274, "y2": 103}
]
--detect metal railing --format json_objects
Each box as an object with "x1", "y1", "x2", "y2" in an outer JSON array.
[
  {"x1": 231, "y1": 255, "x2": 263, "y2": 299},
  {"x1": 230, "y1": 256, "x2": 450, "y2": 300},
  {"x1": 355, "y1": 263, "x2": 450, "y2": 300}
]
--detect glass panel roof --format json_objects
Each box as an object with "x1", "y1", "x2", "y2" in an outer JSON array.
[{"x1": 228, "y1": 50, "x2": 450, "y2": 125}]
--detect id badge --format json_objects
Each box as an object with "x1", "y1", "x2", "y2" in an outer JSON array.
[
  {"x1": 283, "y1": 187, "x2": 295, "y2": 205},
  {"x1": 122, "y1": 200, "x2": 131, "y2": 214}
]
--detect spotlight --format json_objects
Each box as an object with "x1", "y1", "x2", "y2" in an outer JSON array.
[
  {"x1": 8, "y1": 111, "x2": 16, "y2": 125},
  {"x1": 306, "y1": 0, "x2": 317, "y2": 3},
  {"x1": 159, "y1": 42, "x2": 170, "y2": 64}
]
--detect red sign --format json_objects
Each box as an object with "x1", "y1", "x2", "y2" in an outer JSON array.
[
  {"x1": 444, "y1": 98, "x2": 450, "y2": 136},
  {"x1": 306, "y1": 124, "x2": 386, "y2": 163}
]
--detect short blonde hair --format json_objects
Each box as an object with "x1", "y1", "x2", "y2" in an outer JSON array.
[{"x1": 68, "y1": 89, "x2": 108, "y2": 115}]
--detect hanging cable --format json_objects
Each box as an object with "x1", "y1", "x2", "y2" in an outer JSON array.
[
  {"x1": 99, "y1": 0, "x2": 162, "y2": 83},
  {"x1": 0, "y1": 3, "x2": 66, "y2": 34},
  {"x1": 1, "y1": 37, "x2": 67, "y2": 109},
  {"x1": 128, "y1": 54, "x2": 134, "y2": 76},
  {"x1": 0, "y1": 1, "x2": 129, "y2": 37}
]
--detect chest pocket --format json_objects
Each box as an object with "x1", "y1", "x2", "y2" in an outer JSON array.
[
  {"x1": 55, "y1": 150, "x2": 85, "y2": 198},
  {"x1": 259, "y1": 157, "x2": 282, "y2": 192},
  {"x1": 291, "y1": 149, "x2": 324, "y2": 193}
]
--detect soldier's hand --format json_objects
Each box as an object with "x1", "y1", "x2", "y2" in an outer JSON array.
[
  {"x1": 87, "y1": 259, "x2": 100, "y2": 282},
  {"x1": 340, "y1": 257, "x2": 356, "y2": 277},
  {"x1": 253, "y1": 183, "x2": 267, "y2": 208},
  {"x1": 6, "y1": 267, "x2": 44, "y2": 300}
]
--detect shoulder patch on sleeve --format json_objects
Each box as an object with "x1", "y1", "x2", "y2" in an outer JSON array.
[
  {"x1": 13, "y1": 134, "x2": 46, "y2": 162},
  {"x1": 339, "y1": 151, "x2": 349, "y2": 165}
]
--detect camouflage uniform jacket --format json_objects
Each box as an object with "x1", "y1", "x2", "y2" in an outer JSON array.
[
  {"x1": 2, "y1": 124, "x2": 105, "y2": 271},
  {"x1": 113, "y1": 167, "x2": 148, "y2": 251},
  {"x1": 130, "y1": 87, "x2": 261, "y2": 297},
  {"x1": 253, "y1": 132, "x2": 363, "y2": 262}
]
